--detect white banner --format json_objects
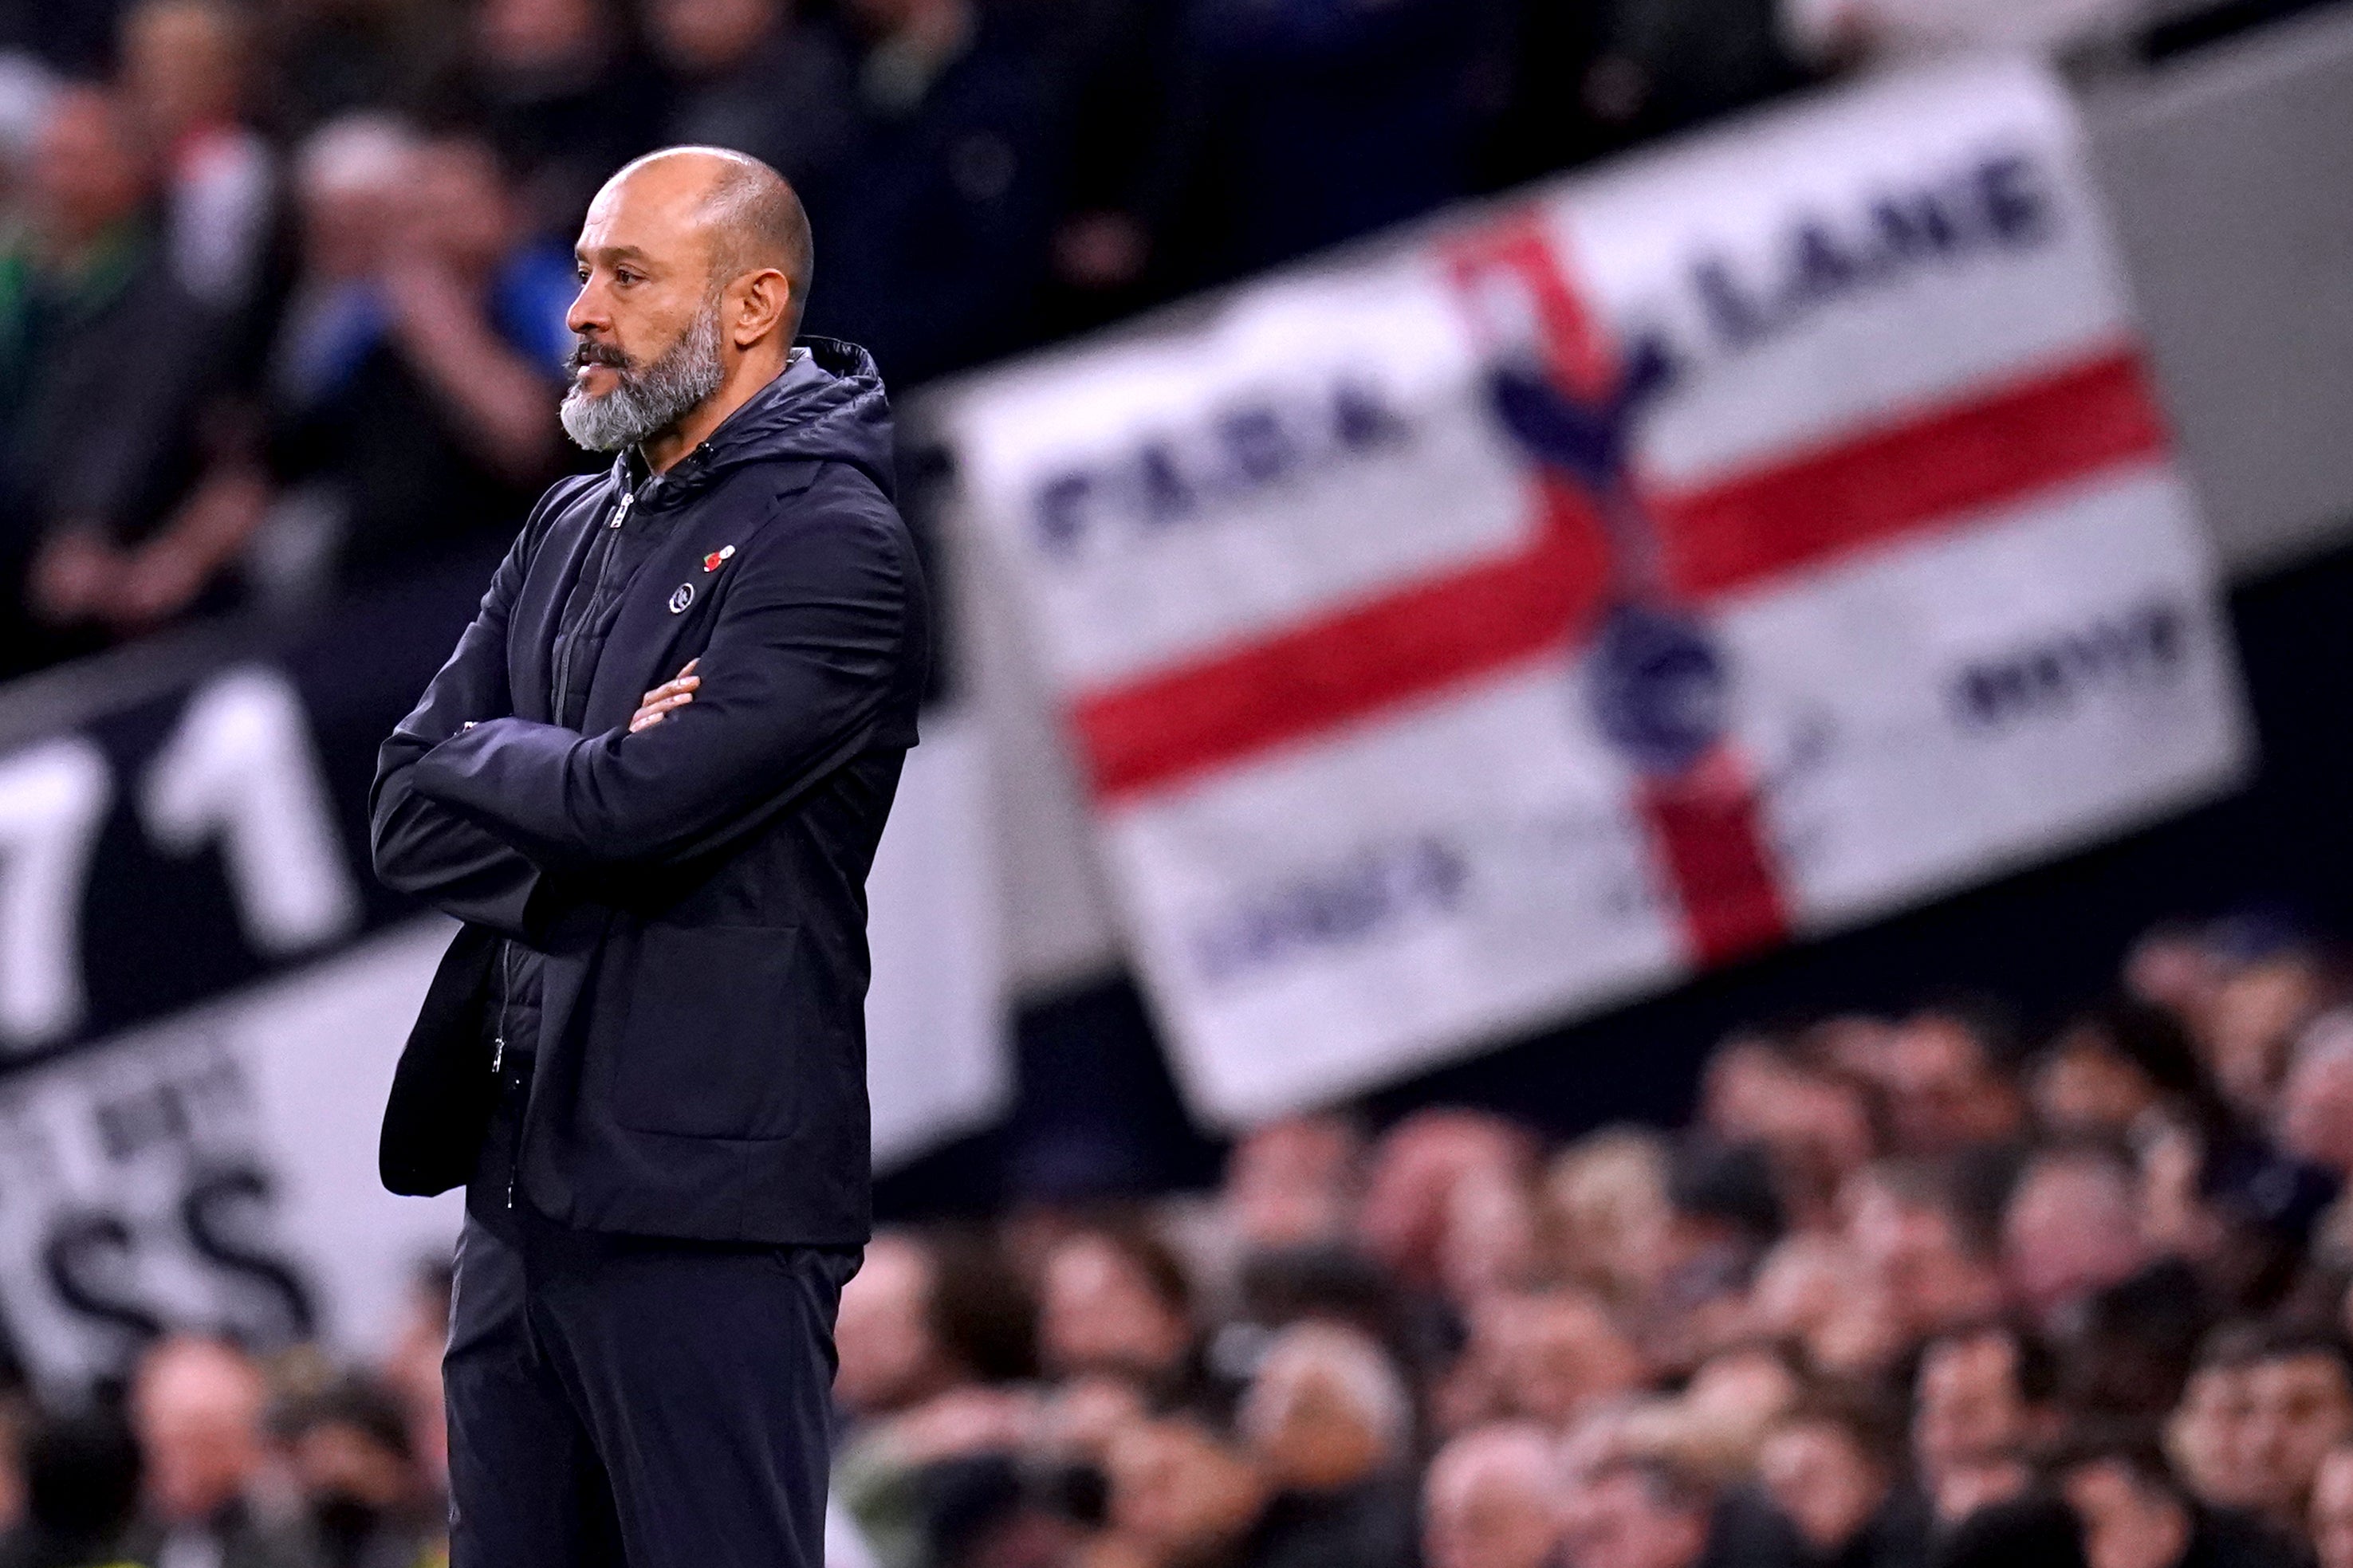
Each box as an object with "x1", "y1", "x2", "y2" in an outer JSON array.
[
  {"x1": 865, "y1": 710, "x2": 1010, "y2": 1166},
  {"x1": 0, "y1": 920, "x2": 461, "y2": 1391},
  {"x1": 941, "y1": 59, "x2": 2252, "y2": 1126}
]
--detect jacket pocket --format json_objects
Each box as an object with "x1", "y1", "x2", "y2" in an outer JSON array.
[{"x1": 612, "y1": 925, "x2": 811, "y2": 1139}]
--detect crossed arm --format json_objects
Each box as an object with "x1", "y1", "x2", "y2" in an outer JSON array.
[
  {"x1": 370, "y1": 522, "x2": 553, "y2": 939},
  {"x1": 378, "y1": 499, "x2": 911, "y2": 891}
]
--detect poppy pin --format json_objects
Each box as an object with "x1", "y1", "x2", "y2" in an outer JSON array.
[{"x1": 703, "y1": 544, "x2": 736, "y2": 572}]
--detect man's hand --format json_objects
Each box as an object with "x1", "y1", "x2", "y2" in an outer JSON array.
[{"x1": 630, "y1": 660, "x2": 699, "y2": 733}]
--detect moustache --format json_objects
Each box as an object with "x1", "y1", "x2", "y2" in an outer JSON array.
[{"x1": 569, "y1": 340, "x2": 633, "y2": 376}]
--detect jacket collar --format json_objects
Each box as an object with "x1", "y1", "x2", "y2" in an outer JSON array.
[{"x1": 614, "y1": 344, "x2": 853, "y2": 510}]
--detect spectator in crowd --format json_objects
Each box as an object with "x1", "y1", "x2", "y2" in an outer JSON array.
[
  {"x1": 643, "y1": 0, "x2": 855, "y2": 188},
  {"x1": 1595, "y1": 0, "x2": 1812, "y2": 163},
  {"x1": 2198, "y1": 933, "x2": 2327, "y2": 1125},
  {"x1": 834, "y1": 1230, "x2": 1042, "y2": 1567},
  {"x1": 1913, "y1": 1326, "x2": 2058, "y2": 1519},
  {"x1": 1222, "y1": 1115, "x2": 1363, "y2": 1257},
  {"x1": 1875, "y1": 1004, "x2": 2028, "y2": 1158},
  {"x1": 1840, "y1": 1161, "x2": 2008, "y2": 1354},
  {"x1": 1446, "y1": 1288, "x2": 1647, "y2": 1434},
  {"x1": 6, "y1": 82, "x2": 226, "y2": 670},
  {"x1": 2026, "y1": 1003, "x2": 2208, "y2": 1146},
  {"x1": 1647, "y1": 1141, "x2": 1784, "y2": 1372},
  {"x1": 118, "y1": 0, "x2": 279, "y2": 320},
  {"x1": 1436, "y1": 1155, "x2": 1556, "y2": 1320},
  {"x1": 1699, "y1": 1036, "x2": 1875, "y2": 1233},
  {"x1": 1357, "y1": 1110, "x2": 1536, "y2": 1302},
  {"x1": 1559, "y1": 1459, "x2": 1713, "y2": 1568},
  {"x1": 1478, "y1": 0, "x2": 1608, "y2": 190},
  {"x1": 1755, "y1": 1389, "x2": 1924, "y2": 1568},
  {"x1": 2005, "y1": 1144, "x2": 2165, "y2": 1334},
  {"x1": 1232, "y1": 1323, "x2": 1416, "y2": 1568},
  {"x1": 1038, "y1": 1223, "x2": 1198, "y2": 1399},
  {"x1": 234, "y1": 115, "x2": 571, "y2": 602},
  {"x1": 1547, "y1": 1130, "x2": 1673, "y2": 1302},
  {"x1": 2232, "y1": 1329, "x2": 2353, "y2": 1534},
  {"x1": 124, "y1": 1334, "x2": 305, "y2": 1568},
  {"x1": 2127, "y1": 926, "x2": 2227, "y2": 1028},
  {"x1": 2056, "y1": 1433, "x2": 2300, "y2": 1568},
  {"x1": 277, "y1": 1376, "x2": 442, "y2": 1568},
  {"x1": 1629, "y1": 1343, "x2": 1800, "y2": 1481},
  {"x1": 838, "y1": 1228, "x2": 1039, "y2": 1421},
  {"x1": 1422, "y1": 1423, "x2": 1563, "y2": 1568},
  {"x1": 2008, "y1": 1141, "x2": 2217, "y2": 1418},
  {"x1": 899, "y1": 1448, "x2": 1092, "y2": 1568},
  {"x1": 1026, "y1": 0, "x2": 1179, "y2": 335},
  {"x1": 1098, "y1": 1414, "x2": 1269, "y2": 1568},
  {"x1": 839, "y1": 1232, "x2": 971, "y2": 1427},
  {"x1": 2170, "y1": 1330, "x2": 2270, "y2": 1515}
]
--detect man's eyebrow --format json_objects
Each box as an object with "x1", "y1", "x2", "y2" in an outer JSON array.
[{"x1": 576, "y1": 244, "x2": 655, "y2": 266}]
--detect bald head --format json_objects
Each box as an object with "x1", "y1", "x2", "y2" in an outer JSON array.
[
  {"x1": 1426, "y1": 1425, "x2": 1565, "y2": 1568},
  {"x1": 567, "y1": 145, "x2": 817, "y2": 462},
  {"x1": 604, "y1": 146, "x2": 812, "y2": 335},
  {"x1": 132, "y1": 1334, "x2": 270, "y2": 1523}
]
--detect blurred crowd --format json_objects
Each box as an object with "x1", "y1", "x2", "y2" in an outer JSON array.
[
  {"x1": 810, "y1": 910, "x2": 2353, "y2": 1568},
  {"x1": 0, "y1": 0, "x2": 2325, "y2": 680},
  {"x1": 12, "y1": 911, "x2": 2353, "y2": 1568},
  {"x1": 0, "y1": 1270, "x2": 452, "y2": 1568},
  {"x1": 0, "y1": 0, "x2": 2339, "y2": 1565}
]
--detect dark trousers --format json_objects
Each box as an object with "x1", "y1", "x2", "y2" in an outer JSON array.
[{"x1": 445, "y1": 1068, "x2": 860, "y2": 1568}]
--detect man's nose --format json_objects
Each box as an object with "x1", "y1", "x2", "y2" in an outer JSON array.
[{"x1": 567, "y1": 280, "x2": 608, "y2": 338}]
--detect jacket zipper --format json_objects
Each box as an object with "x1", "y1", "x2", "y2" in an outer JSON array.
[
  {"x1": 504, "y1": 481, "x2": 634, "y2": 1213},
  {"x1": 550, "y1": 485, "x2": 635, "y2": 722},
  {"x1": 494, "y1": 940, "x2": 514, "y2": 1208}
]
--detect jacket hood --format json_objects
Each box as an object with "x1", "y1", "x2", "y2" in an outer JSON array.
[{"x1": 630, "y1": 337, "x2": 897, "y2": 504}]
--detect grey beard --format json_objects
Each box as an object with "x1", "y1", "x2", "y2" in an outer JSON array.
[{"x1": 559, "y1": 298, "x2": 727, "y2": 453}]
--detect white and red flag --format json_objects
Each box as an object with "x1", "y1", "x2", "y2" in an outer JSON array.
[{"x1": 942, "y1": 60, "x2": 2251, "y2": 1125}]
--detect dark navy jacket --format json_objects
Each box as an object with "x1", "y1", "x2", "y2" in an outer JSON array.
[{"x1": 368, "y1": 339, "x2": 928, "y2": 1247}]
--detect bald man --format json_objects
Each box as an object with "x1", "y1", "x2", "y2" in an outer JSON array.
[
  {"x1": 1425, "y1": 1424, "x2": 1567, "y2": 1568},
  {"x1": 370, "y1": 147, "x2": 929, "y2": 1567}
]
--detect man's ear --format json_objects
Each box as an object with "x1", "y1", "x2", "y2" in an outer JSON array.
[{"x1": 732, "y1": 267, "x2": 791, "y2": 348}]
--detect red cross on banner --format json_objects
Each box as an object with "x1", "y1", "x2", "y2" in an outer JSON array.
[{"x1": 1065, "y1": 216, "x2": 2174, "y2": 967}]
